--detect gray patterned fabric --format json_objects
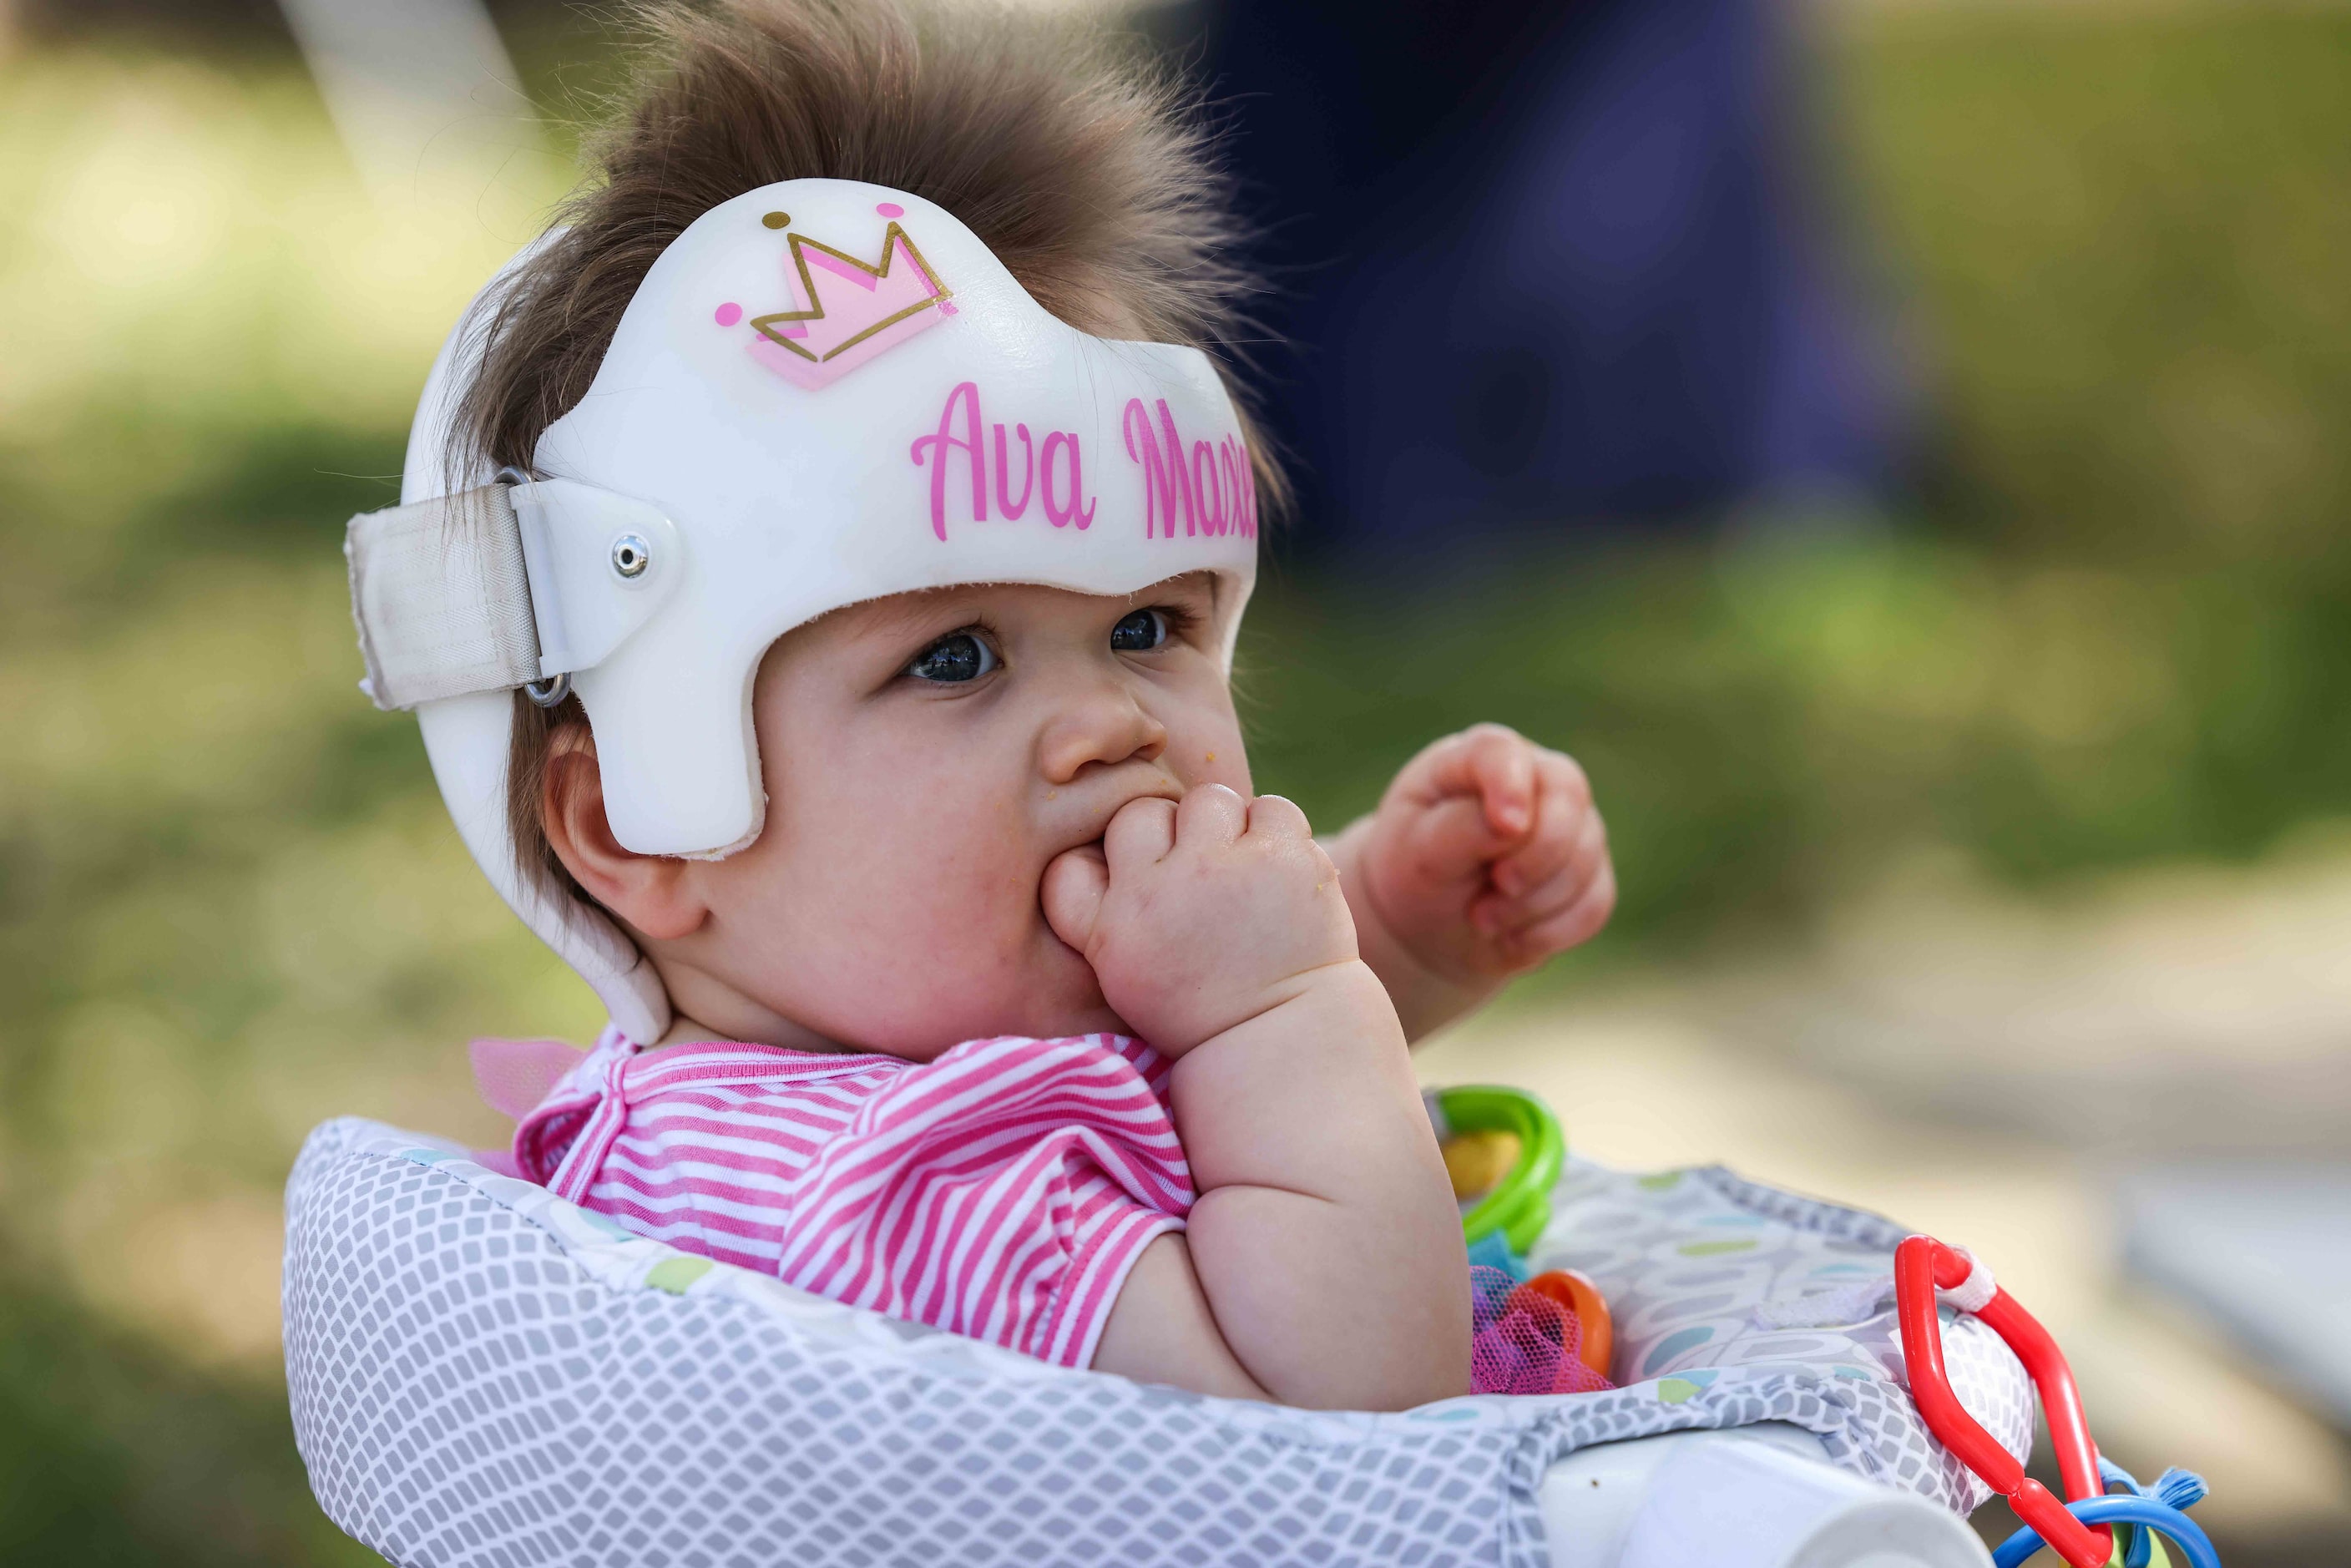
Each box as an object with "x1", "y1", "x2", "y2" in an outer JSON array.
[
  {"x1": 283, "y1": 1118, "x2": 2030, "y2": 1566},
  {"x1": 1532, "y1": 1162, "x2": 2032, "y2": 1512}
]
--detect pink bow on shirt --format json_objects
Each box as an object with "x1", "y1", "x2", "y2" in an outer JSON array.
[{"x1": 468, "y1": 1036, "x2": 591, "y2": 1176}]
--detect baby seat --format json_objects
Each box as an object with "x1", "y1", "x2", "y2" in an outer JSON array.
[{"x1": 282, "y1": 1111, "x2": 2031, "y2": 1567}]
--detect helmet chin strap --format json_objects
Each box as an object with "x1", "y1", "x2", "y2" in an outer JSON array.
[
  {"x1": 347, "y1": 478, "x2": 681, "y2": 716},
  {"x1": 345, "y1": 473, "x2": 700, "y2": 1043},
  {"x1": 361, "y1": 230, "x2": 671, "y2": 1044}
]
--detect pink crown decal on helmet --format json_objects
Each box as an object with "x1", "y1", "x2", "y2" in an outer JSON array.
[{"x1": 721, "y1": 202, "x2": 956, "y2": 389}]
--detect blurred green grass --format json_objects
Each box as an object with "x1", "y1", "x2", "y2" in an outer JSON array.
[{"x1": 2, "y1": 6, "x2": 2348, "y2": 1560}]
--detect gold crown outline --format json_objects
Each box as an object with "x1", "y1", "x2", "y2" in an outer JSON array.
[{"x1": 750, "y1": 220, "x2": 954, "y2": 367}]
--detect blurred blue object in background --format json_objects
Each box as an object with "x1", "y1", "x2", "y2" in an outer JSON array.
[
  {"x1": 2121, "y1": 1164, "x2": 2351, "y2": 1433},
  {"x1": 1188, "y1": 0, "x2": 1902, "y2": 550}
]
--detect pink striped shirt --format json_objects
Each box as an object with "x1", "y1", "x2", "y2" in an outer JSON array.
[{"x1": 513, "y1": 1026, "x2": 1193, "y2": 1368}]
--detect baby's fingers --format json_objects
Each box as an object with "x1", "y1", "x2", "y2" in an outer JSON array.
[
  {"x1": 1102, "y1": 794, "x2": 1179, "y2": 872},
  {"x1": 1394, "y1": 794, "x2": 1516, "y2": 885},
  {"x1": 1402, "y1": 724, "x2": 1538, "y2": 839},
  {"x1": 1498, "y1": 862, "x2": 1616, "y2": 966},
  {"x1": 1175, "y1": 782, "x2": 1248, "y2": 847},
  {"x1": 1475, "y1": 806, "x2": 1606, "y2": 934},
  {"x1": 1243, "y1": 792, "x2": 1312, "y2": 841},
  {"x1": 1041, "y1": 843, "x2": 1110, "y2": 953},
  {"x1": 1489, "y1": 756, "x2": 1598, "y2": 900}
]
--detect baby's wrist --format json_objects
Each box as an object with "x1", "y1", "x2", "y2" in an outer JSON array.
[
  {"x1": 1162, "y1": 956, "x2": 1398, "y2": 1063},
  {"x1": 1325, "y1": 820, "x2": 1498, "y2": 1041},
  {"x1": 1261, "y1": 954, "x2": 1391, "y2": 1032}
]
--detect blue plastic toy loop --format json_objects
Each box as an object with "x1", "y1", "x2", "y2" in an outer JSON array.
[{"x1": 1990, "y1": 1495, "x2": 2220, "y2": 1568}]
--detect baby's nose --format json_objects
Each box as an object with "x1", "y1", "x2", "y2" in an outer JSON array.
[{"x1": 1038, "y1": 687, "x2": 1167, "y2": 785}]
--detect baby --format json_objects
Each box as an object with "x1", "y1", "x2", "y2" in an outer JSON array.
[{"x1": 355, "y1": 0, "x2": 1613, "y2": 1412}]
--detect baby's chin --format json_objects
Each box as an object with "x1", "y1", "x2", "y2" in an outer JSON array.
[
  {"x1": 1011, "y1": 931, "x2": 1130, "y2": 1040},
  {"x1": 786, "y1": 928, "x2": 1125, "y2": 1056},
  {"x1": 858, "y1": 939, "x2": 1123, "y2": 1052}
]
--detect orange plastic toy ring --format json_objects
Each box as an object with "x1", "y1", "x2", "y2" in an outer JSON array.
[{"x1": 1517, "y1": 1268, "x2": 1613, "y2": 1378}]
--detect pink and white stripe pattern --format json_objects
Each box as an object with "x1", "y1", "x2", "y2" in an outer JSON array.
[{"x1": 513, "y1": 1027, "x2": 1193, "y2": 1368}]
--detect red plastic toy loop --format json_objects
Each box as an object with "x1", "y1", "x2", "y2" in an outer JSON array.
[{"x1": 1893, "y1": 1236, "x2": 2114, "y2": 1568}]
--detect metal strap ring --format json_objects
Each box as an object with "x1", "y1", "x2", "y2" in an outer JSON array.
[{"x1": 497, "y1": 466, "x2": 571, "y2": 708}]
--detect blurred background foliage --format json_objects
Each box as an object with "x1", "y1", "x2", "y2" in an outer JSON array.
[
  {"x1": 1250, "y1": 7, "x2": 2351, "y2": 953},
  {"x1": 2, "y1": 2, "x2": 2348, "y2": 1560}
]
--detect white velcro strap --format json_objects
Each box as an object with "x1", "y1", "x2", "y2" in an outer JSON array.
[
  {"x1": 1752, "y1": 1274, "x2": 1895, "y2": 1329},
  {"x1": 1751, "y1": 1246, "x2": 2000, "y2": 1331},
  {"x1": 1941, "y1": 1248, "x2": 1998, "y2": 1314},
  {"x1": 346, "y1": 485, "x2": 540, "y2": 711}
]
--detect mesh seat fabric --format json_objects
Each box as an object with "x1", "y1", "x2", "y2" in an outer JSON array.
[{"x1": 284, "y1": 1118, "x2": 2030, "y2": 1566}]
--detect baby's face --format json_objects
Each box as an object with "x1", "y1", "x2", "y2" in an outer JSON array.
[{"x1": 675, "y1": 574, "x2": 1251, "y2": 1056}]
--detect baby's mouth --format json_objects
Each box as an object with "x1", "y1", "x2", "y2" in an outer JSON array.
[
  {"x1": 1063, "y1": 778, "x2": 1181, "y2": 851},
  {"x1": 1037, "y1": 778, "x2": 1186, "y2": 918}
]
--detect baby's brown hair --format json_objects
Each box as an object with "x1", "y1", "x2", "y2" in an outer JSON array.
[{"x1": 458, "y1": 0, "x2": 1276, "y2": 909}]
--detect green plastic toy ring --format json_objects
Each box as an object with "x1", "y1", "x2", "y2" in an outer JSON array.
[{"x1": 1436, "y1": 1085, "x2": 1564, "y2": 1257}]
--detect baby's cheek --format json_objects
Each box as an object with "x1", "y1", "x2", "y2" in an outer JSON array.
[
  {"x1": 1170, "y1": 722, "x2": 1253, "y2": 799},
  {"x1": 843, "y1": 827, "x2": 1079, "y2": 1047}
]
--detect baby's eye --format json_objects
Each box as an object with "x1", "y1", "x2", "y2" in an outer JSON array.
[
  {"x1": 904, "y1": 630, "x2": 999, "y2": 683},
  {"x1": 1109, "y1": 608, "x2": 1170, "y2": 653}
]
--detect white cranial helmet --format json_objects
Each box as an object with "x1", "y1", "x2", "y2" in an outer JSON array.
[{"x1": 347, "y1": 180, "x2": 1261, "y2": 1043}]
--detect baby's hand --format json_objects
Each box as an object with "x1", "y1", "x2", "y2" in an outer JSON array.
[
  {"x1": 1342, "y1": 724, "x2": 1614, "y2": 996},
  {"x1": 1043, "y1": 786, "x2": 1358, "y2": 1054}
]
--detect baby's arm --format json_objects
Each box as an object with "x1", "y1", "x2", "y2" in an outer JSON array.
[{"x1": 1044, "y1": 787, "x2": 1469, "y2": 1409}]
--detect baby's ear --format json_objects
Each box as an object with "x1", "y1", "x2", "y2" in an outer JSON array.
[{"x1": 542, "y1": 731, "x2": 706, "y2": 942}]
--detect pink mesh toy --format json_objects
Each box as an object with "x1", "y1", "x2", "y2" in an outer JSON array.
[{"x1": 1469, "y1": 1266, "x2": 1615, "y2": 1397}]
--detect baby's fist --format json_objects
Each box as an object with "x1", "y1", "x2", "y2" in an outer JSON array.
[
  {"x1": 1044, "y1": 786, "x2": 1357, "y2": 1054},
  {"x1": 1343, "y1": 724, "x2": 1613, "y2": 989}
]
